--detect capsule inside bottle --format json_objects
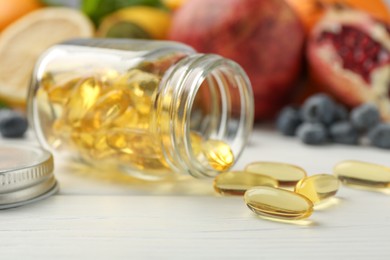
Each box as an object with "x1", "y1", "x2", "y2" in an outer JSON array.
[{"x1": 201, "y1": 140, "x2": 234, "y2": 171}]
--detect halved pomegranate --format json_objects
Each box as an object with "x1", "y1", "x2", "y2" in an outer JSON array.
[{"x1": 307, "y1": 8, "x2": 390, "y2": 120}]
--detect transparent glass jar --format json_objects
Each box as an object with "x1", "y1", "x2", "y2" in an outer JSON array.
[{"x1": 28, "y1": 39, "x2": 254, "y2": 180}]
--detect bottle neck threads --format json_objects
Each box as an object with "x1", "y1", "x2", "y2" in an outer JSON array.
[{"x1": 156, "y1": 54, "x2": 254, "y2": 177}]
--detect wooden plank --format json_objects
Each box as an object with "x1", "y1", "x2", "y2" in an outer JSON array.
[
  {"x1": 0, "y1": 191, "x2": 389, "y2": 259},
  {"x1": 1, "y1": 127, "x2": 390, "y2": 259}
]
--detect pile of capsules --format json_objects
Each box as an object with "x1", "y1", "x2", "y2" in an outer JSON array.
[
  {"x1": 213, "y1": 160, "x2": 390, "y2": 221},
  {"x1": 38, "y1": 62, "x2": 233, "y2": 174},
  {"x1": 39, "y1": 68, "x2": 170, "y2": 172}
]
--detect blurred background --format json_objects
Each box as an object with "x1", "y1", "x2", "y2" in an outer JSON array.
[{"x1": 0, "y1": 0, "x2": 389, "y2": 147}]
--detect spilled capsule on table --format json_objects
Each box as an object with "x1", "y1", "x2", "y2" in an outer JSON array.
[
  {"x1": 333, "y1": 160, "x2": 390, "y2": 189},
  {"x1": 244, "y1": 186, "x2": 314, "y2": 220},
  {"x1": 245, "y1": 161, "x2": 307, "y2": 186},
  {"x1": 213, "y1": 171, "x2": 278, "y2": 195},
  {"x1": 295, "y1": 174, "x2": 340, "y2": 204}
]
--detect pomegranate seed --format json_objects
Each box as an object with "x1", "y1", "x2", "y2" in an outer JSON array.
[
  {"x1": 318, "y1": 25, "x2": 390, "y2": 83},
  {"x1": 363, "y1": 60, "x2": 374, "y2": 71},
  {"x1": 353, "y1": 50, "x2": 365, "y2": 63}
]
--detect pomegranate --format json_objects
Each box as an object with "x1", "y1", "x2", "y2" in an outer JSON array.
[
  {"x1": 169, "y1": 0, "x2": 305, "y2": 120},
  {"x1": 307, "y1": 8, "x2": 390, "y2": 120}
]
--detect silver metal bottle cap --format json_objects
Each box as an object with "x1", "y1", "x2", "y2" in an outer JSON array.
[{"x1": 0, "y1": 144, "x2": 58, "y2": 209}]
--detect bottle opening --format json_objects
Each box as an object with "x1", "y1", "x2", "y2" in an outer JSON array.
[{"x1": 157, "y1": 54, "x2": 254, "y2": 178}]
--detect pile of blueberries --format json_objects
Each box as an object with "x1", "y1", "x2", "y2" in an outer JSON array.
[
  {"x1": 276, "y1": 93, "x2": 390, "y2": 149},
  {"x1": 0, "y1": 108, "x2": 28, "y2": 138}
]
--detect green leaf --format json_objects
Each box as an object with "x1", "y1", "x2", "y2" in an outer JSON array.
[{"x1": 0, "y1": 100, "x2": 9, "y2": 109}]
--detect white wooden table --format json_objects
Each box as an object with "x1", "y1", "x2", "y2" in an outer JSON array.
[{"x1": 1, "y1": 125, "x2": 390, "y2": 259}]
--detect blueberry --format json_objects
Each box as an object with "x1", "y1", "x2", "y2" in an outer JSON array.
[
  {"x1": 350, "y1": 103, "x2": 380, "y2": 131},
  {"x1": 301, "y1": 94, "x2": 336, "y2": 124},
  {"x1": 0, "y1": 109, "x2": 28, "y2": 138},
  {"x1": 276, "y1": 106, "x2": 302, "y2": 136},
  {"x1": 296, "y1": 122, "x2": 328, "y2": 145},
  {"x1": 334, "y1": 104, "x2": 349, "y2": 122},
  {"x1": 368, "y1": 123, "x2": 390, "y2": 149},
  {"x1": 329, "y1": 121, "x2": 359, "y2": 145}
]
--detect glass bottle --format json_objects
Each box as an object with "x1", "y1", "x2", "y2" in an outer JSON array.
[{"x1": 28, "y1": 39, "x2": 254, "y2": 180}]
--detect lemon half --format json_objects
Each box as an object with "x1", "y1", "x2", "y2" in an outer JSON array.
[{"x1": 0, "y1": 7, "x2": 94, "y2": 108}]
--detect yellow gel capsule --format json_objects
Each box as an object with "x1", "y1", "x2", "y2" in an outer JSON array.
[
  {"x1": 333, "y1": 160, "x2": 390, "y2": 188},
  {"x1": 244, "y1": 186, "x2": 314, "y2": 220},
  {"x1": 47, "y1": 77, "x2": 84, "y2": 104},
  {"x1": 89, "y1": 132, "x2": 116, "y2": 159},
  {"x1": 97, "y1": 69, "x2": 120, "y2": 86},
  {"x1": 65, "y1": 77, "x2": 102, "y2": 126},
  {"x1": 295, "y1": 174, "x2": 340, "y2": 204},
  {"x1": 108, "y1": 129, "x2": 170, "y2": 171},
  {"x1": 71, "y1": 131, "x2": 95, "y2": 149},
  {"x1": 245, "y1": 161, "x2": 307, "y2": 186},
  {"x1": 111, "y1": 107, "x2": 140, "y2": 129},
  {"x1": 134, "y1": 113, "x2": 151, "y2": 129},
  {"x1": 201, "y1": 139, "x2": 234, "y2": 171},
  {"x1": 115, "y1": 69, "x2": 160, "y2": 115},
  {"x1": 106, "y1": 129, "x2": 161, "y2": 158},
  {"x1": 81, "y1": 89, "x2": 131, "y2": 130},
  {"x1": 214, "y1": 171, "x2": 278, "y2": 196},
  {"x1": 47, "y1": 85, "x2": 72, "y2": 104}
]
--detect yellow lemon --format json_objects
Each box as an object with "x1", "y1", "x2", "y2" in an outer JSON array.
[
  {"x1": 0, "y1": 8, "x2": 94, "y2": 108},
  {"x1": 98, "y1": 6, "x2": 172, "y2": 40}
]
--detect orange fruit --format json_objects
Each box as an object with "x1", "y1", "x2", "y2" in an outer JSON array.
[
  {"x1": 286, "y1": 0, "x2": 390, "y2": 33},
  {"x1": 0, "y1": 0, "x2": 42, "y2": 31}
]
